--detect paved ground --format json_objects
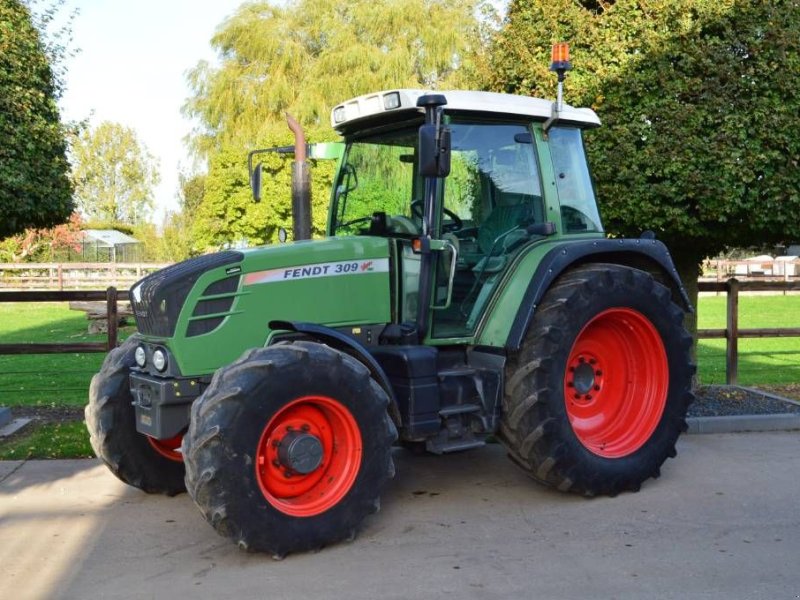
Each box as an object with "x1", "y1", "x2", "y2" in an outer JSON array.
[{"x1": 1, "y1": 433, "x2": 799, "y2": 600}]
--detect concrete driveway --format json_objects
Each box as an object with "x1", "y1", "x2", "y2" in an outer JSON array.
[{"x1": 1, "y1": 432, "x2": 799, "y2": 600}]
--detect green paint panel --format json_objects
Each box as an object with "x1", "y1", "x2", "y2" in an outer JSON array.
[
  {"x1": 148, "y1": 237, "x2": 391, "y2": 375},
  {"x1": 474, "y1": 235, "x2": 603, "y2": 348}
]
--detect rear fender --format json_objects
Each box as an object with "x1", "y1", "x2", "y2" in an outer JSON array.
[{"x1": 505, "y1": 239, "x2": 692, "y2": 352}]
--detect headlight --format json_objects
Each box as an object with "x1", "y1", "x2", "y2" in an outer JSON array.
[
  {"x1": 134, "y1": 346, "x2": 147, "y2": 368},
  {"x1": 152, "y1": 348, "x2": 167, "y2": 372}
]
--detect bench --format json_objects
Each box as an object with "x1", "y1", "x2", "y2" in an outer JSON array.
[{"x1": 69, "y1": 301, "x2": 134, "y2": 334}]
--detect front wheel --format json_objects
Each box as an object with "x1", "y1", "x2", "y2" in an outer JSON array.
[
  {"x1": 182, "y1": 341, "x2": 397, "y2": 556},
  {"x1": 85, "y1": 335, "x2": 186, "y2": 495},
  {"x1": 499, "y1": 264, "x2": 694, "y2": 496}
]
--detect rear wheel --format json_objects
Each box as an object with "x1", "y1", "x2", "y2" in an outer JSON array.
[
  {"x1": 499, "y1": 264, "x2": 694, "y2": 496},
  {"x1": 85, "y1": 335, "x2": 186, "y2": 495},
  {"x1": 182, "y1": 341, "x2": 397, "y2": 556}
]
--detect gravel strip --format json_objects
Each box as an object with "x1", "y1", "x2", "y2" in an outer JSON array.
[{"x1": 689, "y1": 385, "x2": 800, "y2": 417}]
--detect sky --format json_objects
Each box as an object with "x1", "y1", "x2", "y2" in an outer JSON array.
[{"x1": 55, "y1": 0, "x2": 244, "y2": 221}]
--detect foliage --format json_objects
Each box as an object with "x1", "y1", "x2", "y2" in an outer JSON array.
[
  {"x1": 185, "y1": 0, "x2": 483, "y2": 247},
  {"x1": 70, "y1": 121, "x2": 161, "y2": 225},
  {"x1": 133, "y1": 213, "x2": 195, "y2": 263},
  {"x1": 487, "y1": 0, "x2": 800, "y2": 279},
  {"x1": 0, "y1": 0, "x2": 73, "y2": 237},
  {"x1": 0, "y1": 212, "x2": 83, "y2": 262}
]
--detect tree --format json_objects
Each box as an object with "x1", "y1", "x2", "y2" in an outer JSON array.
[
  {"x1": 487, "y1": 0, "x2": 800, "y2": 312},
  {"x1": 0, "y1": 0, "x2": 73, "y2": 238},
  {"x1": 70, "y1": 121, "x2": 160, "y2": 225},
  {"x1": 184, "y1": 0, "x2": 484, "y2": 247}
]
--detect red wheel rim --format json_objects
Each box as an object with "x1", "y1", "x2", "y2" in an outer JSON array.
[
  {"x1": 147, "y1": 431, "x2": 184, "y2": 463},
  {"x1": 255, "y1": 396, "x2": 362, "y2": 517},
  {"x1": 564, "y1": 308, "x2": 668, "y2": 458}
]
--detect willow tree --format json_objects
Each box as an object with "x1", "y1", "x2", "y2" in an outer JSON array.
[
  {"x1": 184, "y1": 0, "x2": 484, "y2": 248},
  {"x1": 487, "y1": 0, "x2": 800, "y2": 313}
]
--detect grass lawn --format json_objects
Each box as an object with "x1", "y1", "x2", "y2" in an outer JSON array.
[
  {"x1": 0, "y1": 421, "x2": 93, "y2": 460},
  {"x1": 696, "y1": 294, "x2": 800, "y2": 385},
  {"x1": 0, "y1": 302, "x2": 135, "y2": 408}
]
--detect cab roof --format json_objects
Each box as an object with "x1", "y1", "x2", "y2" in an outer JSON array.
[{"x1": 330, "y1": 89, "x2": 601, "y2": 134}]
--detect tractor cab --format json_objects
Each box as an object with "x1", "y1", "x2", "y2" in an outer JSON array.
[{"x1": 328, "y1": 89, "x2": 603, "y2": 339}]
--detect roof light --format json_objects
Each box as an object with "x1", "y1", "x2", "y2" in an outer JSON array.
[
  {"x1": 551, "y1": 42, "x2": 571, "y2": 68},
  {"x1": 383, "y1": 92, "x2": 401, "y2": 110},
  {"x1": 333, "y1": 106, "x2": 346, "y2": 123}
]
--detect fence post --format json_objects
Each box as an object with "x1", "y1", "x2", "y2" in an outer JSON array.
[
  {"x1": 106, "y1": 286, "x2": 118, "y2": 351},
  {"x1": 725, "y1": 278, "x2": 739, "y2": 385}
]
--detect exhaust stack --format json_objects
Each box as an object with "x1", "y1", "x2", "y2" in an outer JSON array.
[{"x1": 286, "y1": 113, "x2": 311, "y2": 241}]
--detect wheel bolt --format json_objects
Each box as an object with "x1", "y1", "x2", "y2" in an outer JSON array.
[
  {"x1": 585, "y1": 395, "x2": 592, "y2": 401},
  {"x1": 595, "y1": 370, "x2": 603, "y2": 377},
  {"x1": 594, "y1": 384, "x2": 601, "y2": 391},
  {"x1": 284, "y1": 470, "x2": 293, "y2": 478},
  {"x1": 569, "y1": 366, "x2": 575, "y2": 373},
  {"x1": 574, "y1": 393, "x2": 581, "y2": 400},
  {"x1": 286, "y1": 425, "x2": 294, "y2": 432},
  {"x1": 272, "y1": 459, "x2": 281, "y2": 468},
  {"x1": 301, "y1": 424, "x2": 311, "y2": 432},
  {"x1": 567, "y1": 381, "x2": 574, "y2": 388},
  {"x1": 578, "y1": 356, "x2": 585, "y2": 363}
]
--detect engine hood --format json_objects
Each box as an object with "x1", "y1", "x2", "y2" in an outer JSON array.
[{"x1": 135, "y1": 236, "x2": 393, "y2": 375}]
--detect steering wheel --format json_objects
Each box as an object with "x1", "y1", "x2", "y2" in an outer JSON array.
[{"x1": 410, "y1": 200, "x2": 463, "y2": 233}]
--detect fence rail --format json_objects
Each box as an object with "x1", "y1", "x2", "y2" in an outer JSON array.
[
  {"x1": 0, "y1": 280, "x2": 795, "y2": 386},
  {"x1": 0, "y1": 262, "x2": 168, "y2": 291},
  {"x1": 697, "y1": 279, "x2": 800, "y2": 385},
  {"x1": 0, "y1": 287, "x2": 128, "y2": 354}
]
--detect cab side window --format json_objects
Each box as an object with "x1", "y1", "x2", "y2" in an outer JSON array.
[{"x1": 549, "y1": 127, "x2": 602, "y2": 234}]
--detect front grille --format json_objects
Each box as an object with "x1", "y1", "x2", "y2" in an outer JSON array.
[
  {"x1": 186, "y1": 275, "x2": 241, "y2": 338},
  {"x1": 131, "y1": 251, "x2": 243, "y2": 337}
]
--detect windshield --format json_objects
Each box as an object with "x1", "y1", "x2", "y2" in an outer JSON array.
[
  {"x1": 332, "y1": 128, "x2": 420, "y2": 236},
  {"x1": 331, "y1": 122, "x2": 544, "y2": 238}
]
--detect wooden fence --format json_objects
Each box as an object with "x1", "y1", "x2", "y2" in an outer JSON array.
[
  {"x1": 0, "y1": 262, "x2": 168, "y2": 291},
  {"x1": 0, "y1": 280, "x2": 797, "y2": 387},
  {"x1": 697, "y1": 279, "x2": 800, "y2": 385},
  {"x1": 0, "y1": 287, "x2": 128, "y2": 354}
]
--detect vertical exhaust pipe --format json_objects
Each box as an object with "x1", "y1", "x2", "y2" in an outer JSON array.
[{"x1": 286, "y1": 113, "x2": 312, "y2": 241}]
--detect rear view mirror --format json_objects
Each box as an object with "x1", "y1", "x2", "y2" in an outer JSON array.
[
  {"x1": 418, "y1": 124, "x2": 451, "y2": 178},
  {"x1": 251, "y1": 163, "x2": 263, "y2": 202}
]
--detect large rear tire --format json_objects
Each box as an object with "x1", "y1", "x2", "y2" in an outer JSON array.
[
  {"x1": 182, "y1": 341, "x2": 397, "y2": 556},
  {"x1": 85, "y1": 335, "x2": 186, "y2": 495},
  {"x1": 499, "y1": 264, "x2": 694, "y2": 496}
]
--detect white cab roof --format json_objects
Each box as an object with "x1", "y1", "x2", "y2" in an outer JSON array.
[{"x1": 331, "y1": 89, "x2": 600, "y2": 132}]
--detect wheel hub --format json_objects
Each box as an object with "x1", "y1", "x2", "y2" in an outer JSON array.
[
  {"x1": 278, "y1": 430, "x2": 324, "y2": 474},
  {"x1": 568, "y1": 356, "x2": 602, "y2": 401}
]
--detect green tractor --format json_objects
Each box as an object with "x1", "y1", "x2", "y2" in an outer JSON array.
[{"x1": 86, "y1": 55, "x2": 694, "y2": 557}]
